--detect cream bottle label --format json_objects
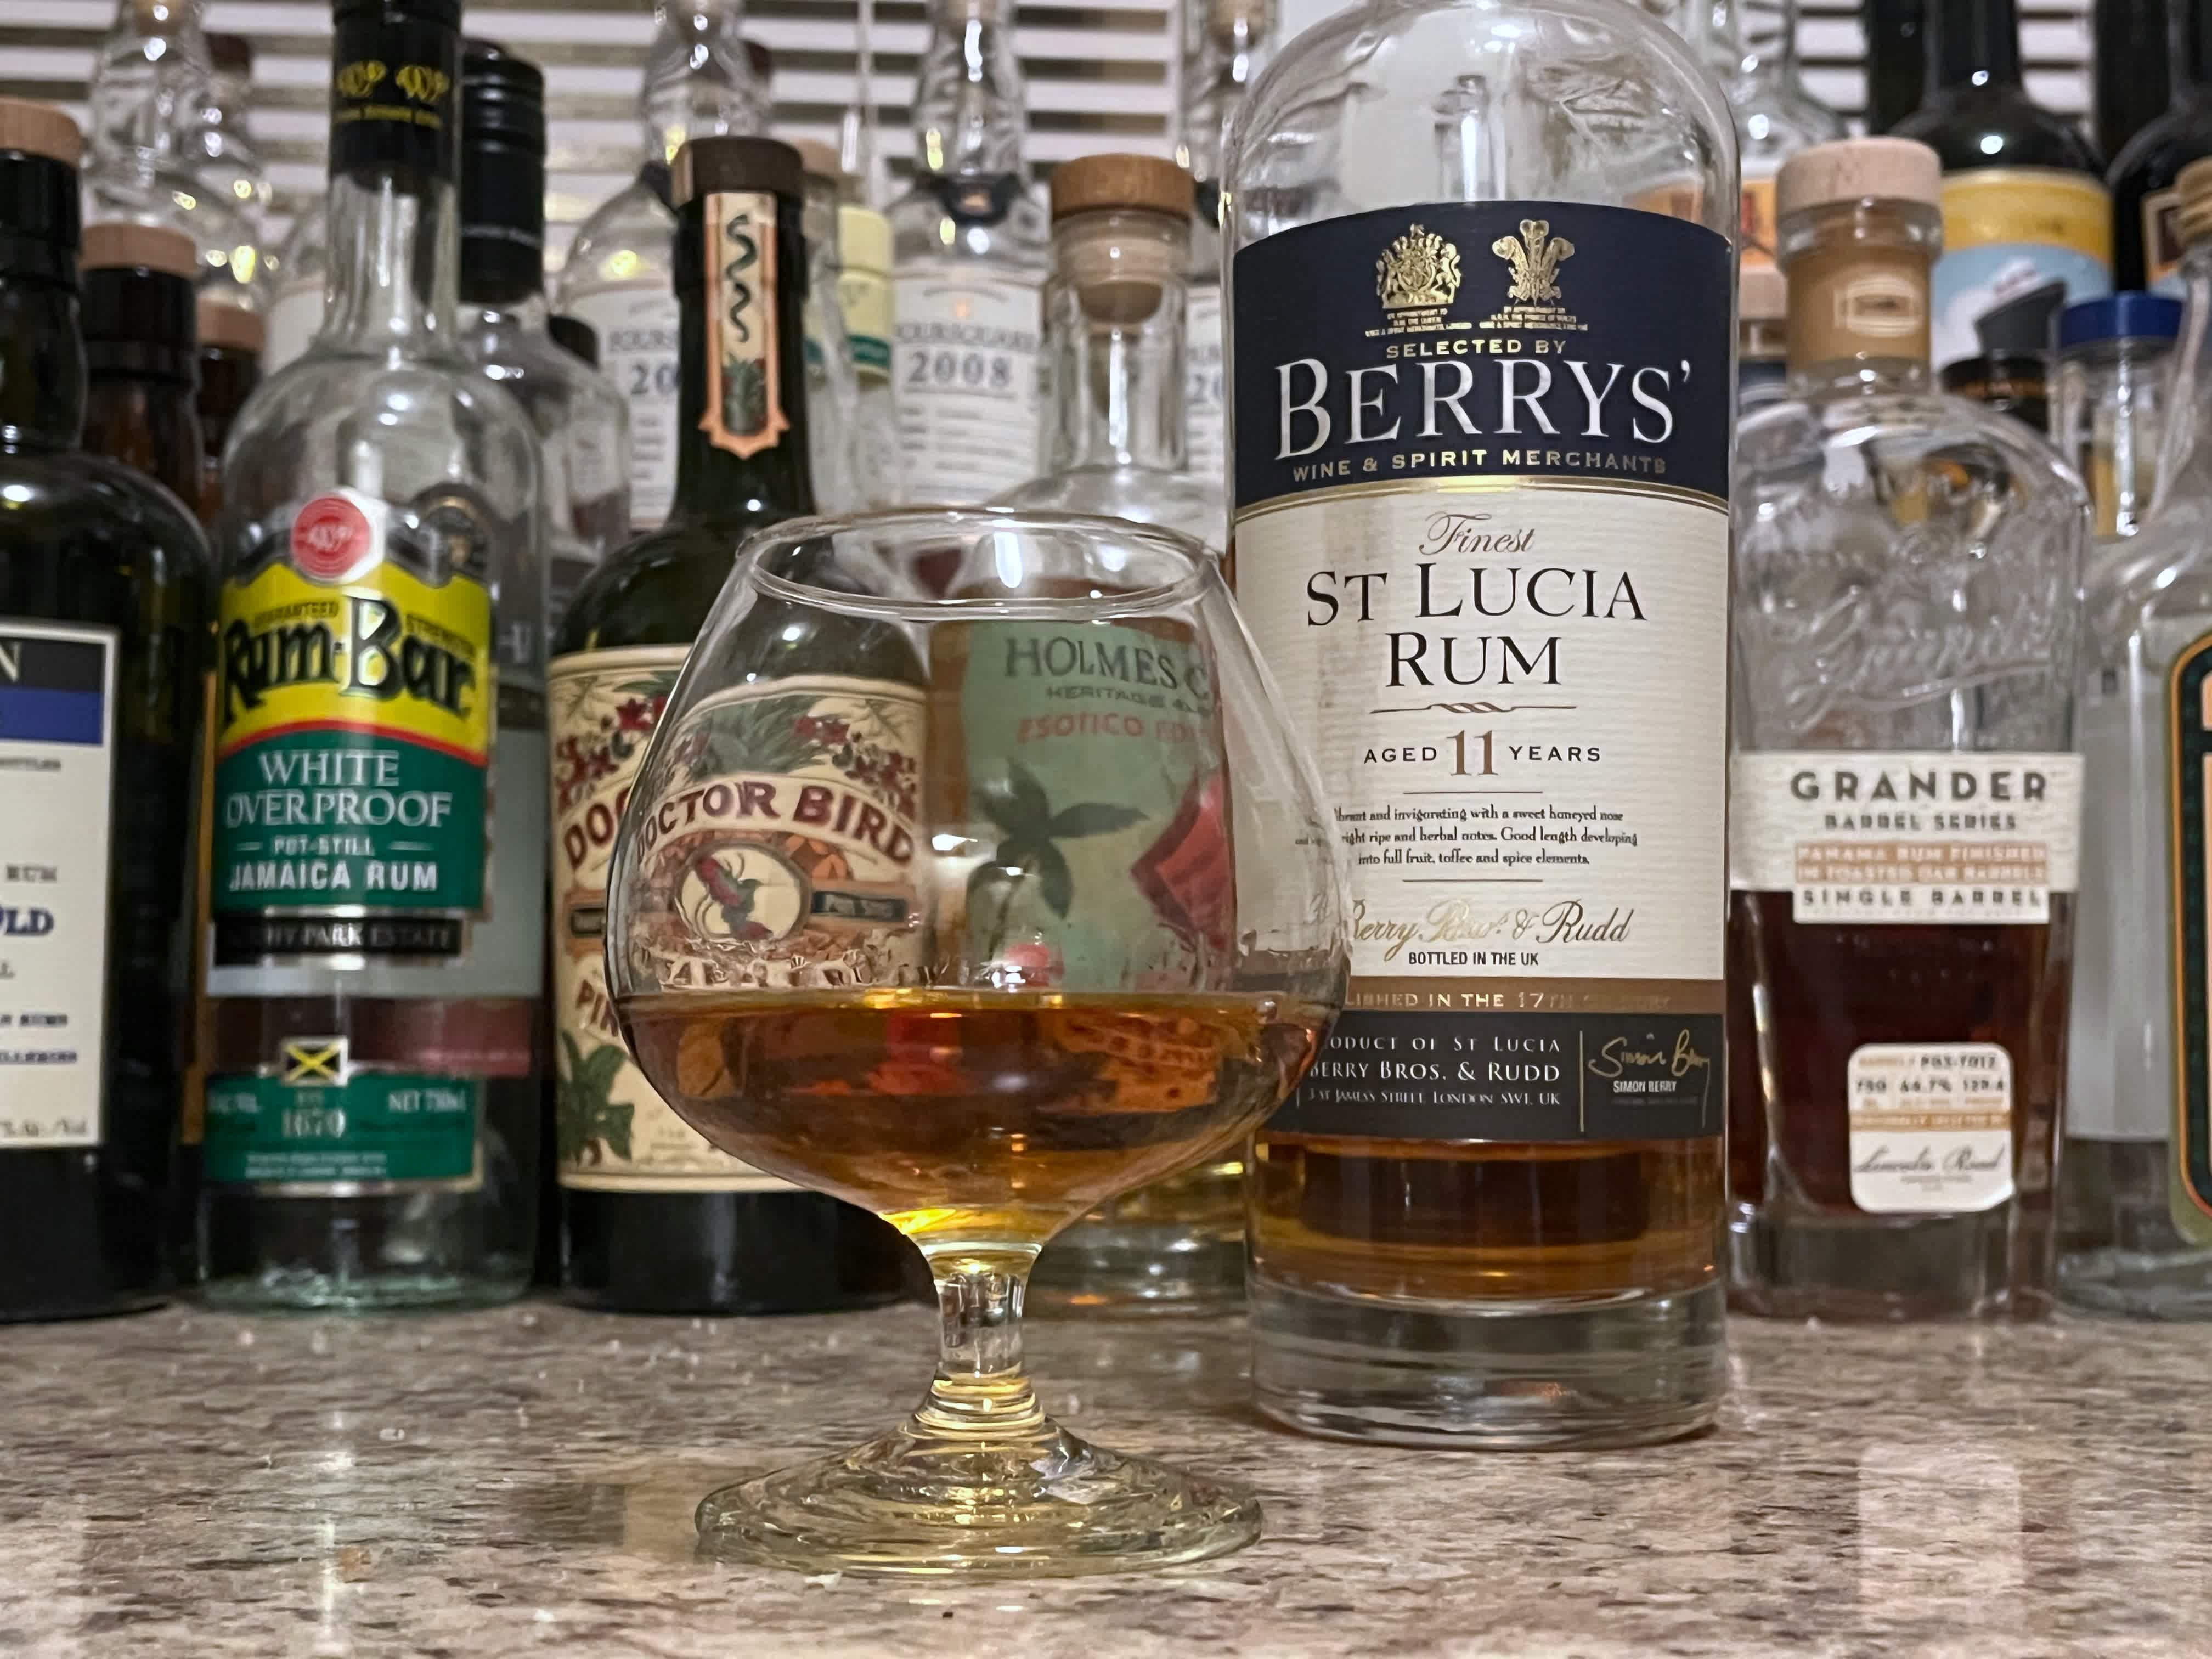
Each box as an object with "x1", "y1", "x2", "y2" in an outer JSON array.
[
  {"x1": 1847, "y1": 1043, "x2": 2015, "y2": 1214},
  {"x1": 892, "y1": 266, "x2": 1042, "y2": 504}
]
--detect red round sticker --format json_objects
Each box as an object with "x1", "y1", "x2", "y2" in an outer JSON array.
[{"x1": 290, "y1": 495, "x2": 373, "y2": 582}]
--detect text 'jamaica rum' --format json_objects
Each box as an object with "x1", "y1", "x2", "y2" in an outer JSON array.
[
  {"x1": 1227, "y1": 0, "x2": 1736, "y2": 1447},
  {"x1": 550, "y1": 136, "x2": 911, "y2": 1313}
]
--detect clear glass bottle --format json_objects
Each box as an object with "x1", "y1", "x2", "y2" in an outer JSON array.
[
  {"x1": 199, "y1": 0, "x2": 546, "y2": 1310},
  {"x1": 2052, "y1": 293, "x2": 2181, "y2": 551},
  {"x1": 792, "y1": 140, "x2": 864, "y2": 515},
  {"x1": 189, "y1": 32, "x2": 272, "y2": 284},
  {"x1": 553, "y1": 8, "x2": 767, "y2": 534},
  {"x1": 837, "y1": 200, "x2": 904, "y2": 506},
  {"x1": 2059, "y1": 159, "x2": 2212, "y2": 1317},
  {"x1": 887, "y1": 0, "x2": 1048, "y2": 504},
  {"x1": 1729, "y1": 137, "x2": 2090, "y2": 1322},
  {"x1": 1229, "y1": 0, "x2": 1737, "y2": 1444},
  {"x1": 454, "y1": 40, "x2": 631, "y2": 633},
  {"x1": 83, "y1": 0, "x2": 261, "y2": 308},
  {"x1": 1178, "y1": 0, "x2": 1272, "y2": 489}
]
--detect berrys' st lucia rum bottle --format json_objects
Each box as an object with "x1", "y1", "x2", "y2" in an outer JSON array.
[
  {"x1": 199, "y1": 0, "x2": 546, "y2": 1309},
  {"x1": 1227, "y1": 0, "x2": 1737, "y2": 1445},
  {"x1": 550, "y1": 136, "x2": 912, "y2": 1313}
]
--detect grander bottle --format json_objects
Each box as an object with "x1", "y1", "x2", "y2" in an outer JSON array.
[
  {"x1": 550, "y1": 136, "x2": 912, "y2": 1314},
  {"x1": 1228, "y1": 0, "x2": 1736, "y2": 1444},
  {"x1": 0, "y1": 99, "x2": 211, "y2": 1320},
  {"x1": 199, "y1": 0, "x2": 546, "y2": 1310}
]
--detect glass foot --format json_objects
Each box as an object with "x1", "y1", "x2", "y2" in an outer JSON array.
[{"x1": 694, "y1": 1418, "x2": 1262, "y2": 1578}]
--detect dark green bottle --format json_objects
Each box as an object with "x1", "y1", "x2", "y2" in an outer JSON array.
[{"x1": 549, "y1": 135, "x2": 912, "y2": 1313}]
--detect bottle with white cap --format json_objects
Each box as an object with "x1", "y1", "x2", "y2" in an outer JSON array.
[{"x1": 1730, "y1": 136, "x2": 2091, "y2": 1321}]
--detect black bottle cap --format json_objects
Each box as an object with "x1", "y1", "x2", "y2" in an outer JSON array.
[
  {"x1": 0, "y1": 98, "x2": 82, "y2": 286},
  {"x1": 672, "y1": 136, "x2": 804, "y2": 207},
  {"x1": 329, "y1": 0, "x2": 462, "y2": 183},
  {"x1": 80, "y1": 222, "x2": 199, "y2": 384},
  {"x1": 458, "y1": 38, "x2": 546, "y2": 301},
  {"x1": 549, "y1": 314, "x2": 597, "y2": 367}
]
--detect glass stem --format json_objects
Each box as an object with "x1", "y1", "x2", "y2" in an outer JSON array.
[{"x1": 915, "y1": 1257, "x2": 1049, "y2": 1441}]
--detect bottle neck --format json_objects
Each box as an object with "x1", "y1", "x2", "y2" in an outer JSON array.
[
  {"x1": 913, "y1": 0, "x2": 1028, "y2": 177},
  {"x1": 2153, "y1": 240, "x2": 2212, "y2": 512},
  {"x1": 1781, "y1": 205, "x2": 1938, "y2": 393},
  {"x1": 1929, "y1": 0, "x2": 2023, "y2": 92},
  {"x1": 89, "y1": 0, "x2": 212, "y2": 174},
  {"x1": 1043, "y1": 211, "x2": 1189, "y2": 474},
  {"x1": 641, "y1": 0, "x2": 764, "y2": 166},
  {"x1": 1179, "y1": 12, "x2": 1269, "y2": 185},
  {"x1": 2181, "y1": 0, "x2": 2212, "y2": 97},
  {"x1": 670, "y1": 188, "x2": 815, "y2": 522},
  {"x1": 1690, "y1": 0, "x2": 1749, "y2": 76},
  {"x1": 0, "y1": 276, "x2": 86, "y2": 450},
  {"x1": 84, "y1": 371, "x2": 204, "y2": 505},
  {"x1": 322, "y1": 166, "x2": 460, "y2": 359}
]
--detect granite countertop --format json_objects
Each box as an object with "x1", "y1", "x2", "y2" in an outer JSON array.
[{"x1": 4, "y1": 1300, "x2": 2209, "y2": 1657}]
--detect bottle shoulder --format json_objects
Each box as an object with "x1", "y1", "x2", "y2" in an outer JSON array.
[
  {"x1": 0, "y1": 445, "x2": 212, "y2": 594},
  {"x1": 1893, "y1": 89, "x2": 2106, "y2": 176},
  {"x1": 2109, "y1": 102, "x2": 2212, "y2": 192},
  {"x1": 888, "y1": 182, "x2": 1049, "y2": 269},
  {"x1": 993, "y1": 468, "x2": 1227, "y2": 552},
  {"x1": 462, "y1": 323, "x2": 625, "y2": 437},
  {"x1": 555, "y1": 513, "x2": 783, "y2": 655},
  {"x1": 557, "y1": 183, "x2": 675, "y2": 302}
]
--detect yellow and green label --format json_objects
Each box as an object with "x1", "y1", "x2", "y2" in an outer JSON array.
[{"x1": 212, "y1": 496, "x2": 493, "y2": 957}]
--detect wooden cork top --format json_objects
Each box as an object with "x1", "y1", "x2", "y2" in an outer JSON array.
[
  {"x1": 1776, "y1": 137, "x2": 1941, "y2": 221},
  {"x1": 1051, "y1": 153, "x2": 1194, "y2": 221},
  {"x1": 0, "y1": 98, "x2": 83, "y2": 168},
  {"x1": 81, "y1": 221, "x2": 201, "y2": 278},
  {"x1": 198, "y1": 297, "x2": 266, "y2": 354}
]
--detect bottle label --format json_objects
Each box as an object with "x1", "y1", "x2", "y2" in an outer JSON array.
[
  {"x1": 211, "y1": 487, "x2": 494, "y2": 966},
  {"x1": 0, "y1": 621, "x2": 115, "y2": 1150},
  {"x1": 1232, "y1": 201, "x2": 1731, "y2": 1144},
  {"x1": 548, "y1": 647, "x2": 793, "y2": 1192},
  {"x1": 1729, "y1": 752, "x2": 2083, "y2": 924},
  {"x1": 1739, "y1": 163, "x2": 1780, "y2": 275},
  {"x1": 1846, "y1": 1042, "x2": 2015, "y2": 1213},
  {"x1": 702, "y1": 191, "x2": 790, "y2": 461},
  {"x1": 1186, "y1": 286, "x2": 1226, "y2": 487},
  {"x1": 204, "y1": 1040, "x2": 480, "y2": 1189},
  {"x1": 2169, "y1": 635, "x2": 2212, "y2": 1234},
  {"x1": 930, "y1": 621, "x2": 1228, "y2": 989},
  {"x1": 1931, "y1": 168, "x2": 2112, "y2": 370},
  {"x1": 264, "y1": 279, "x2": 323, "y2": 374},
  {"x1": 566, "y1": 282, "x2": 681, "y2": 530},
  {"x1": 2143, "y1": 186, "x2": 2185, "y2": 297},
  {"x1": 838, "y1": 268, "x2": 894, "y2": 385},
  {"x1": 893, "y1": 264, "x2": 1043, "y2": 503}
]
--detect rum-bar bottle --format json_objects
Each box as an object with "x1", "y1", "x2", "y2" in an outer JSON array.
[
  {"x1": 0, "y1": 98, "x2": 211, "y2": 1320},
  {"x1": 1729, "y1": 138, "x2": 2089, "y2": 1319},
  {"x1": 1230, "y1": 0, "x2": 1736, "y2": 1444},
  {"x1": 551, "y1": 137, "x2": 912, "y2": 1314},
  {"x1": 199, "y1": 0, "x2": 546, "y2": 1310}
]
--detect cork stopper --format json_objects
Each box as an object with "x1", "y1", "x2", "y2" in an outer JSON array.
[
  {"x1": 673, "y1": 136, "x2": 802, "y2": 206},
  {"x1": 1740, "y1": 263, "x2": 1786, "y2": 323},
  {"x1": 1776, "y1": 137, "x2": 1941, "y2": 221},
  {"x1": 791, "y1": 138, "x2": 843, "y2": 184},
  {"x1": 0, "y1": 98, "x2": 82, "y2": 168},
  {"x1": 1050, "y1": 153, "x2": 1195, "y2": 222},
  {"x1": 81, "y1": 221, "x2": 200, "y2": 278},
  {"x1": 2180, "y1": 156, "x2": 2212, "y2": 247},
  {"x1": 198, "y1": 296, "x2": 266, "y2": 354}
]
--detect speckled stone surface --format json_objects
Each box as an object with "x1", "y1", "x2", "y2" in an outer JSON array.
[{"x1": 4, "y1": 1302, "x2": 2210, "y2": 1656}]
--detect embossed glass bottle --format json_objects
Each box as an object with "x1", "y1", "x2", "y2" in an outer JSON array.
[
  {"x1": 1230, "y1": 0, "x2": 1737, "y2": 1444},
  {"x1": 1729, "y1": 138, "x2": 2089, "y2": 1321},
  {"x1": 887, "y1": 0, "x2": 1048, "y2": 504},
  {"x1": 2061, "y1": 157, "x2": 2212, "y2": 1317},
  {"x1": 199, "y1": 0, "x2": 546, "y2": 1310}
]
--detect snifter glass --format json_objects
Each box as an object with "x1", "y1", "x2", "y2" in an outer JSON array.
[{"x1": 604, "y1": 507, "x2": 1348, "y2": 1577}]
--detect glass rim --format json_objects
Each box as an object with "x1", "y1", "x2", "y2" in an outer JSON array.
[{"x1": 738, "y1": 506, "x2": 1220, "y2": 623}]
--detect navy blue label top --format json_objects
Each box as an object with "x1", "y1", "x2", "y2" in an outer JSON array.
[{"x1": 1231, "y1": 201, "x2": 1733, "y2": 510}]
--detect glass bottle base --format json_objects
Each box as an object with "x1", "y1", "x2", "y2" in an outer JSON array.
[
  {"x1": 1728, "y1": 1205, "x2": 2055, "y2": 1321},
  {"x1": 2058, "y1": 1248, "x2": 2212, "y2": 1318},
  {"x1": 1027, "y1": 1225, "x2": 1244, "y2": 1317},
  {"x1": 197, "y1": 1268, "x2": 530, "y2": 1313},
  {"x1": 693, "y1": 1422, "x2": 1261, "y2": 1578},
  {"x1": 1248, "y1": 1271, "x2": 1725, "y2": 1449}
]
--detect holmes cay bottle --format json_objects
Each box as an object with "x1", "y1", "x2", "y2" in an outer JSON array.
[
  {"x1": 1229, "y1": 0, "x2": 1737, "y2": 1444},
  {"x1": 1729, "y1": 138, "x2": 2089, "y2": 1321},
  {"x1": 550, "y1": 136, "x2": 913, "y2": 1314},
  {"x1": 199, "y1": 0, "x2": 547, "y2": 1310}
]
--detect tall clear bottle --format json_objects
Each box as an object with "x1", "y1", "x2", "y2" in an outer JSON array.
[
  {"x1": 554, "y1": 8, "x2": 767, "y2": 534},
  {"x1": 887, "y1": 0, "x2": 1047, "y2": 504},
  {"x1": 1729, "y1": 138, "x2": 2089, "y2": 1321},
  {"x1": 199, "y1": 0, "x2": 546, "y2": 1310},
  {"x1": 1178, "y1": 0, "x2": 1272, "y2": 489},
  {"x1": 453, "y1": 40, "x2": 631, "y2": 630},
  {"x1": 1229, "y1": 0, "x2": 1737, "y2": 1445},
  {"x1": 792, "y1": 139, "x2": 864, "y2": 515},
  {"x1": 2061, "y1": 156, "x2": 2212, "y2": 1317},
  {"x1": 190, "y1": 33, "x2": 273, "y2": 270}
]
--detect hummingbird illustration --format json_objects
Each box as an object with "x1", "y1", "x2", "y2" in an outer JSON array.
[{"x1": 692, "y1": 855, "x2": 774, "y2": 941}]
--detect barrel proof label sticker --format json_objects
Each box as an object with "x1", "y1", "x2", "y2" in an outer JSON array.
[
  {"x1": 548, "y1": 647, "x2": 791, "y2": 1194},
  {"x1": 204, "y1": 1037, "x2": 479, "y2": 1190},
  {"x1": 1846, "y1": 1043, "x2": 2015, "y2": 1214},
  {"x1": 212, "y1": 488, "x2": 493, "y2": 964},
  {"x1": 0, "y1": 621, "x2": 115, "y2": 1149},
  {"x1": 1233, "y1": 201, "x2": 1730, "y2": 1142},
  {"x1": 2170, "y1": 634, "x2": 2212, "y2": 1238},
  {"x1": 1730, "y1": 752, "x2": 2084, "y2": 924}
]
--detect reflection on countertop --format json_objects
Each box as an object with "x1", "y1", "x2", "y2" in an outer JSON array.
[{"x1": 2, "y1": 1302, "x2": 2209, "y2": 1656}]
